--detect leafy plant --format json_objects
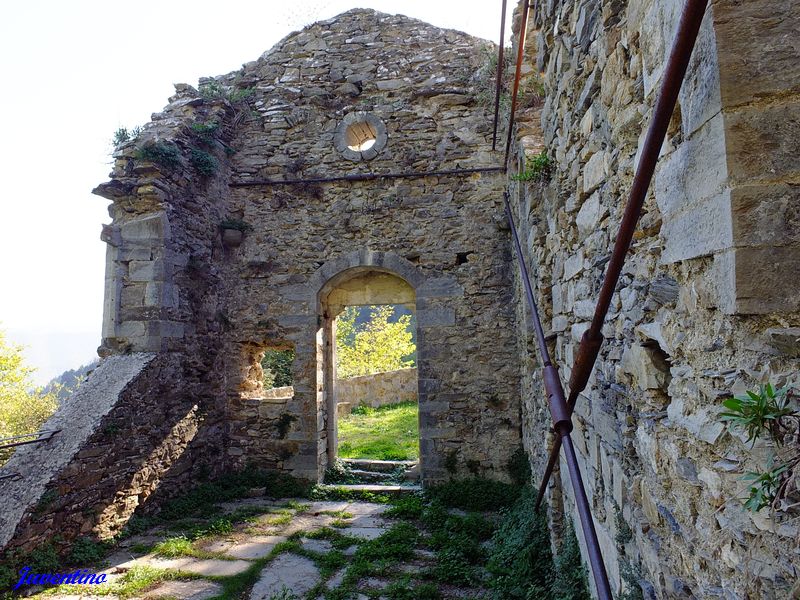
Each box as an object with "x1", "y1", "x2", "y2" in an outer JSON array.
[
  {"x1": 220, "y1": 218, "x2": 252, "y2": 232},
  {"x1": 742, "y1": 462, "x2": 789, "y2": 512},
  {"x1": 429, "y1": 477, "x2": 521, "y2": 512},
  {"x1": 190, "y1": 121, "x2": 219, "y2": 145},
  {"x1": 551, "y1": 522, "x2": 591, "y2": 600},
  {"x1": 67, "y1": 537, "x2": 108, "y2": 566},
  {"x1": 112, "y1": 126, "x2": 142, "y2": 147},
  {"x1": 720, "y1": 383, "x2": 795, "y2": 445},
  {"x1": 189, "y1": 148, "x2": 217, "y2": 176},
  {"x1": 135, "y1": 140, "x2": 181, "y2": 170},
  {"x1": 199, "y1": 81, "x2": 254, "y2": 104},
  {"x1": 512, "y1": 150, "x2": 552, "y2": 182}
]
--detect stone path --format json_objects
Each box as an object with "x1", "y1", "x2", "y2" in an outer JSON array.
[{"x1": 36, "y1": 497, "x2": 488, "y2": 600}]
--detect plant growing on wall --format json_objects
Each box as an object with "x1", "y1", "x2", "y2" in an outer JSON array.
[
  {"x1": 336, "y1": 306, "x2": 416, "y2": 379},
  {"x1": 134, "y1": 140, "x2": 181, "y2": 170},
  {"x1": 511, "y1": 150, "x2": 552, "y2": 182},
  {"x1": 720, "y1": 383, "x2": 800, "y2": 511}
]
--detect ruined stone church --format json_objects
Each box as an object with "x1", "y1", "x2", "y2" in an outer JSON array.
[{"x1": 2, "y1": 1, "x2": 798, "y2": 597}]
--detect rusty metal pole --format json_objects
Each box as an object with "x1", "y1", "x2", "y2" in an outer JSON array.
[
  {"x1": 535, "y1": 0, "x2": 710, "y2": 509},
  {"x1": 491, "y1": 0, "x2": 508, "y2": 150},
  {"x1": 503, "y1": 0, "x2": 530, "y2": 166},
  {"x1": 504, "y1": 193, "x2": 612, "y2": 600}
]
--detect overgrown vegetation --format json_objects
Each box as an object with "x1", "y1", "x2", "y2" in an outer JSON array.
[
  {"x1": 336, "y1": 305, "x2": 416, "y2": 379},
  {"x1": 720, "y1": 382, "x2": 799, "y2": 511},
  {"x1": 0, "y1": 329, "x2": 59, "y2": 465},
  {"x1": 189, "y1": 148, "x2": 217, "y2": 176},
  {"x1": 512, "y1": 150, "x2": 552, "y2": 182},
  {"x1": 135, "y1": 140, "x2": 182, "y2": 170},
  {"x1": 262, "y1": 349, "x2": 295, "y2": 389},
  {"x1": 337, "y1": 401, "x2": 419, "y2": 461},
  {"x1": 112, "y1": 126, "x2": 142, "y2": 148},
  {"x1": 199, "y1": 81, "x2": 255, "y2": 104}
]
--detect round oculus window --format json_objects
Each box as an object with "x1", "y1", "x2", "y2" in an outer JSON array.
[{"x1": 334, "y1": 112, "x2": 387, "y2": 161}]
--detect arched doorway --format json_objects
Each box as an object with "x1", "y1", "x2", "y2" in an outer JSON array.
[{"x1": 318, "y1": 268, "x2": 420, "y2": 480}]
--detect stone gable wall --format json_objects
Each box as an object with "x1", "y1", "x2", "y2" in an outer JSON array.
[{"x1": 508, "y1": 0, "x2": 800, "y2": 597}]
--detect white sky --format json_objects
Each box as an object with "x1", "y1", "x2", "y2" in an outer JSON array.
[{"x1": 0, "y1": 1, "x2": 510, "y2": 384}]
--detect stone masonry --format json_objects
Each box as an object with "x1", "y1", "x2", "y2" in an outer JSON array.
[{"x1": 508, "y1": 0, "x2": 800, "y2": 597}]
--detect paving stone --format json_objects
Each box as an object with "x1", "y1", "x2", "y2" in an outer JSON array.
[
  {"x1": 327, "y1": 567, "x2": 347, "y2": 589},
  {"x1": 300, "y1": 538, "x2": 333, "y2": 554},
  {"x1": 147, "y1": 579, "x2": 224, "y2": 600},
  {"x1": 344, "y1": 502, "x2": 388, "y2": 516},
  {"x1": 226, "y1": 535, "x2": 287, "y2": 560},
  {"x1": 349, "y1": 515, "x2": 387, "y2": 528},
  {"x1": 345, "y1": 527, "x2": 386, "y2": 540},
  {"x1": 308, "y1": 501, "x2": 351, "y2": 514},
  {"x1": 137, "y1": 556, "x2": 251, "y2": 577},
  {"x1": 249, "y1": 554, "x2": 321, "y2": 600}
]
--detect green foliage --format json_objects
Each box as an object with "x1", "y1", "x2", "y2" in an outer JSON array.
[
  {"x1": 308, "y1": 484, "x2": 391, "y2": 504},
  {"x1": 429, "y1": 477, "x2": 521, "y2": 512},
  {"x1": 135, "y1": 140, "x2": 181, "y2": 170},
  {"x1": 276, "y1": 413, "x2": 297, "y2": 439},
  {"x1": 67, "y1": 537, "x2": 108, "y2": 566},
  {"x1": 189, "y1": 148, "x2": 218, "y2": 176},
  {"x1": 262, "y1": 349, "x2": 294, "y2": 388},
  {"x1": 720, "y1": 383, "x2": 799, "y2": 512},
  {"x1": 0, "y1": 329, "x2": 59, "y2": 465},
  {"x1": 486, "y1": 489, "x2": 554, "y2": 599},
  {"x1": 336, "y1": 305, "x2": 416, "y2": 379},
  {"x1": 337, "y1": 400, "x2": 419, "y2": 460},
  {"x1": 507, "y1": 446, "x2": 531, "y2": 486},
  {"x1": 385, "y1": 493, "x2": 425, "y2": 519},
  {"x1": 742, "y1": 462, "x2": 788, "y2": 512},
  {"x1": 721, "y1": 383, "x2": 795, "y2": 445},
  {"x1": 551, "y1": 522, "x2": 591, "y2": 600},
  {"x1": 512, "y1": 151, "x2": 552, "y2": 182},
  {"x1": 112, "y1": 126, "x2": 142, "y2": 147},
  {"x1": 219, "y1": 218, "x2": 252, "y2": 232},
  {"x1": 190, "y1": 120, "x2": 219, "y2": 145},
  {"x1": 324, "y1": 458, "x2": 360, "y2": 484},
  {"x1": 356, "y1": 522, "x2": 419, "y2": 563},
  {"x1": 199, "y1": 81, "x2": 255, "y2": 104}
]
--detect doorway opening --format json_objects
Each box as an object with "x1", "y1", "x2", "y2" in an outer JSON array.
[{"x1": 319, "y1": 269, "x2": 420, "y2": 484}]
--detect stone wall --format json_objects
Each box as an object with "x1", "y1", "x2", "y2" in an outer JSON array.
[
  {"x1": 336, "y1": 367, "x2": 418, "y2": 414},
  {"x1": 508, "y1": 0, "x2": 800, "y2": 597}
]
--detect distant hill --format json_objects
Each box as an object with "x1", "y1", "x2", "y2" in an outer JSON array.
[{"x1": 43, "y1": 359, "x2": 101, "y2": 402}]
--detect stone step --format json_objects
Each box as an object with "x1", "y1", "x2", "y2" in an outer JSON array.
[
  {"x1": 348, "y1": 469, "x2": 395, "y2": 482},
  {"x1": 341, "y1": 458, "x2": 417, "y2": 473},
  {"x1": 317, "y1": 483, "x2": 422, "y2": 496}
]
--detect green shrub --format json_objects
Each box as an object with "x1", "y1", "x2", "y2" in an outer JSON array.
[
  {"x1": 512, "y1": 150, "x2": 552, "y2": 182},
  {"x1": 551, "y1": 522, "x2": 590, "y2": 600},
  {"x1": 67, "y1": 537, "x2": 108, "y2": 566},
  {"x1": 486, "y1": 488, "x2": 555, "y2": 599},
  {"x1": 135, "y1": 141, "x2": 181, "y2": 170},
  {"x1": 429, "y1": 477, "x2": 521, "y2": 512},
  {"x1": 189, "y1": 148, "x2": 217, "y2": 176}
]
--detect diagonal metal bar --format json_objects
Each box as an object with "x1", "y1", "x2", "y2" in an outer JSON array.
[
  {"x1": 0, "y1": 429, "x2": 61, "y2": 450},
  {"x1": 535, "y1": 0, "x2": 711, "y2": 509},
  {"x1": 491, "y1": 0, "x2": 508, "y2": 151},
  {"x1": 503, "y1": 0, "x2": 530, "y2": 166},
  {"x1": 504, "y1": 192, "x2": 612, "y2": 600}
]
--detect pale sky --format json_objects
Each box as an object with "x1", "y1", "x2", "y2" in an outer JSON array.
[{"x1": 0, "y1": 1, "x2": 510, "y2": 384}]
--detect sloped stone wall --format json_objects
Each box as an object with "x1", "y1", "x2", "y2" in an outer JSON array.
[{"x1": 508, "y1": 0, "x2": 800, "y2": 597}]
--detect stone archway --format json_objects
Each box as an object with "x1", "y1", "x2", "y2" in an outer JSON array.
[{"x1": 319, "y1": 268, "x2": 417, "y2": 470}]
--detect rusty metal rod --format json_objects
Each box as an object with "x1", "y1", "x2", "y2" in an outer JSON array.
[
  {"x1": 503, "y1": 0, "x2": 530, "y2": 166},
  {"x1": 491, "y1": 0, "x2": 508, "y2": 151},
  {"x1": 504, "y1": 192, "x2": 612, "y2": 600},
  {"x1": 230, "y1": 166, "x2": 504, "y2": 187},
  {"x1": 535, "y1": 0, "x2": 710, "y2": 509},
  {"x1": 0, "y1": 429, "x2": 60, "y2": 450}
]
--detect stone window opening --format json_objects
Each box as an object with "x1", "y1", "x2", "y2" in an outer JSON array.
[
  {"x1": 334, "y1": 112, "x2": 388, "y2": 161},
  {"x1": 346, "y1": 121, "x2": 377, "y2": 152}
]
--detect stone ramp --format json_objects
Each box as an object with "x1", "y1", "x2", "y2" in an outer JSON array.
[{"x1": 0, "y1": 353, "x2": 156, "y2": 550}]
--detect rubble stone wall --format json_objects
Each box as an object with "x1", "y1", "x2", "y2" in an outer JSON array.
[
  {"x1": 508, "y1": 0, "x2": 800, "y2": 597},
  {"x1": 336, "y1": 367, "x2": 418, "y2": 412}
]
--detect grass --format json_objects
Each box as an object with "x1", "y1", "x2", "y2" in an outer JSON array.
[{"x1": 337, "y1": 401, "x2": 419, "y2": 461}]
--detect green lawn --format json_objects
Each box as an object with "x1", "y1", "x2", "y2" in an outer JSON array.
[{"x1": 338, "y1": 401, "x2": 419, "y2": 460}]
